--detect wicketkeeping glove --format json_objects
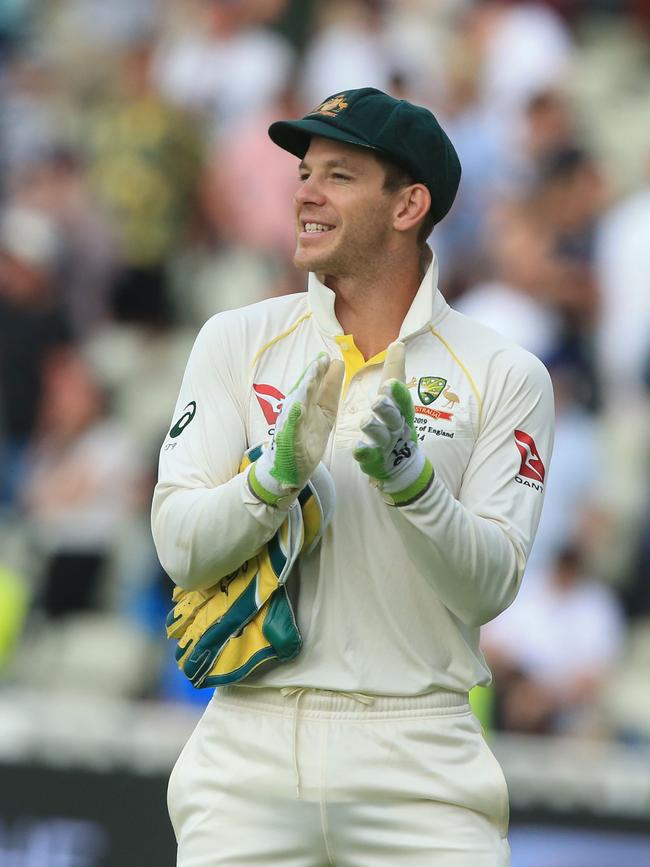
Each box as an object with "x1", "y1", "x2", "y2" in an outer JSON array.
[
  {"x1": 354, "y1": 341, "x2": 434, "y2": 506},
  {"x1": 166, "y1": 510, "x2": 303, "y2": 688},
  {"x1": 248, "y1": 353, "x2": 344, "y2": 507},
  {"x1": 166, "y1": 445, "x2": 336, "y2": 687}
]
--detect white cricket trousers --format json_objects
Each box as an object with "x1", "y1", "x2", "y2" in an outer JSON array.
[{"x1": 168, "y1": 686, "x2": 511, "y2": 866}]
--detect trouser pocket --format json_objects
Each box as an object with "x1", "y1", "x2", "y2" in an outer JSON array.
[{"x1": 476, "y1": 731, "x2": 510, "y2": 838}]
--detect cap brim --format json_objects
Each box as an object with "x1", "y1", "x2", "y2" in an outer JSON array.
[{"x1": 268, "y1": 118, "x2": 378, "y2": 160}]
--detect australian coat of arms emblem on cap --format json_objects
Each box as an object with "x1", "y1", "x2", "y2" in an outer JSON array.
[
  {"x1": 309, "y1": 94, "x2": 348, "y2": 117},
  {"x1": 418, "y1": 377, "x2": 447, "y2": 406}
]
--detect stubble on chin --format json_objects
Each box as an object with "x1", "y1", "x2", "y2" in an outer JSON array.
[
  {"x1": 293, "y1": 245, "x2": 341, "y2": 275},
  {"x1": 294, "y1": 233, "x2": 359, "y2": 278},
  {"x1": 292, "y1": 247, "x2": 311, "y2": 272}
]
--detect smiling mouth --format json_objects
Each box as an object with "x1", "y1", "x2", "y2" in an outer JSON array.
[{"x1": 302, "y1": 222, "x2": 335, "y2": 234}]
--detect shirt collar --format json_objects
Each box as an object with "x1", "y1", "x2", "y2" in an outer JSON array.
[{"x1": 307, "y1": 246, "x2": 449, "y2": 340}]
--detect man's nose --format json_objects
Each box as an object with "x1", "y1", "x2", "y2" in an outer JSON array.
[{"x1": 295, "y1": 176, "x2": 326, "y2": 207}]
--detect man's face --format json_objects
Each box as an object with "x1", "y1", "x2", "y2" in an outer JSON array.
[{"x1": 293, "y1": 137, "x2": 396, "y2": 277}]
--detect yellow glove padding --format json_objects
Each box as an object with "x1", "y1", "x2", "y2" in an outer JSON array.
[{"x1": 166, "y1": 444, "x2": 334, "y2": 688}]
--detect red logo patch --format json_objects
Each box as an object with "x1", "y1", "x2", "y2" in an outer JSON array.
[
  {"x1": 415, "y1": 405, "x2": 453, "y2": 421},
  {"x1": 253, "y1": 383, "x2": 285, "y2": 425},
  {"x1": 514, "y1": 430, "x2": 545, "y2": 483}
]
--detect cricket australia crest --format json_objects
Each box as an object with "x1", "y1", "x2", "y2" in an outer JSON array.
[
  {"x1": 309, "y1": 94, "x2": 348, "y2": 117},
  {"x1": 417, "y1": 376, "x2": 447, "y2": 406}
]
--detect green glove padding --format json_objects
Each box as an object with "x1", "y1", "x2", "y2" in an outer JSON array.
[
  {"x1": 354, "y1": 341, "x2": 433, "y2": 506},
  {"x1": 248, "y1": 354, "x2": 344, "y2": 507}
]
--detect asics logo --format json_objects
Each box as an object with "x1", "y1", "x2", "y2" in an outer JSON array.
[{"x1": 169, "y1": 401, "x2": 196, "y2": 438}]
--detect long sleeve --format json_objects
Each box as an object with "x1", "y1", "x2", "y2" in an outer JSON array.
[
  {"x1": 151, "y1": 314, "x2": 287, "y2": 591},
  {"x1": 391, "y1": 346, "x2": 555, "y2": 627}
]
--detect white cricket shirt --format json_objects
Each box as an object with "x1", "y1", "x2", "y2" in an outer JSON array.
[{"x1": 152, "y1": 252, "x2": 554, "y2": 695}]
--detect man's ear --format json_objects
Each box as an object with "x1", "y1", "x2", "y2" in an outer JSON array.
[{"x1": 392, "y1": 184, "x2": 431, "y2": 234}]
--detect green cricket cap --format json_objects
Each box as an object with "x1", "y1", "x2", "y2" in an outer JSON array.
[{"x1": 268, "y1": 87, "x2": 461, "y2": 225}]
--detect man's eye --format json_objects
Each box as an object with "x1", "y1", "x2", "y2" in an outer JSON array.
[
  {"x1": 332, "y1": 173, "x2": 350, "y2": 181},
  {"x1": 299, "y1": 174, "x2": 310, "y2": 183}
]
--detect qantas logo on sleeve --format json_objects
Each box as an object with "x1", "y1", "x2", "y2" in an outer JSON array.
[
  {"x1": 253, "y1": 383, "x2": 285, "y2": 425},
  {"x1": 514, "y1": 429, "x2": 546, "y2": 488}
]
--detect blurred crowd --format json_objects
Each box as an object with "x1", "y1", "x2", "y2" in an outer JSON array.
[{"x1": 0, "y1": 0, "x2": 649, "y2": 737}]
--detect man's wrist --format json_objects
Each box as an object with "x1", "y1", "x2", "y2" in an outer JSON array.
[
  {"x1": 247, "y1": 461, "x2": 299, "y2": 509},
  {"x1": 380, "y1": 457, "x2": 434, "y2": 507}
]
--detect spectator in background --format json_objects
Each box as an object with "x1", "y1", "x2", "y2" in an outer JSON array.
[
  {"x1": 173, "y1": 83, "x2": 308, "y2": 322},
  {"x1": 10, "y1": 148, "x2": 118, "y2": 339},
  {"x1": 533, "y1": 145, "x2": 605, "y2": 299},
  {"x1": 526, "y1": 358, "x2": 600, "y2": 577},
  {"x1": 456, "y1": 144, "x2": 608, "y2": 387},
  {"x1": 482, "y1": 544, "x2": 625, "y2": 736},
  {"x1": 499, "y1": 87, "x2": 582, "y2": 198},
  {"x1": 454, "y1": 200, "x2": 563, "y2": 362},
  {"x1": 433, "y1": 28, "x2": 510, "y2": 296},
  {"x1": 0, "y1": 50, "x2": 62, "y2": 190},
  {"x1": 589, "y1": 176, "x2": 650, "y2": 598},
  {"x1": 299, "y1": 0, "x2": 395, "y2": 108},
  {"x1": 520, "y1": 89, "x2": 578, "y2": 171},
  {"x1": 201, "y1": 84, "x2": 302, "y2": 262},
  {"x1": 87, "y1": 37, "x2": 203, "y2": 327},
  {"x1": 596, "y1": 179, "x2": 650, "y2": 401},
  {"x1": 469, "y1": 1, "x2": 573, "y2": 137},
  {"x1": 154, "y1": 0, "x2": 295, "y2": 137},
  {"x1": 0, "y1": 205, "x2": 71, "y2": 504},
  {"x1": 530, "y1": 145, "x2": 608, "y2": 408},
  {"x1": 43, "y1": 0, "x2": 160, "y2": 53},
  {"x1": 21, "y1": 348, "x2": 141, "y2": 618}
]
